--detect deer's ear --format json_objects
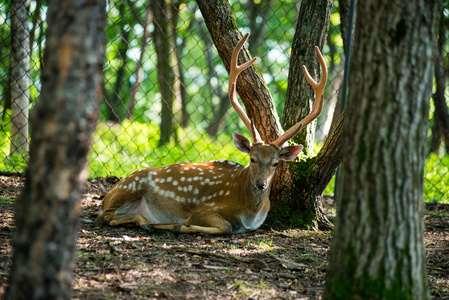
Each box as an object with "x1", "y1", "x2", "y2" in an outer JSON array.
[
  {"x1": 279, "y1": 145, "x2": 303, "y2": 161},
  {"x1": 232, "y1": 132, "x2": 251, "y2": 154}
]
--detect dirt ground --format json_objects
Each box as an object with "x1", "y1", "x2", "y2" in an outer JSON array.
[{"x1": 0, "y1": 175, "x2": 448, "y2": 299}]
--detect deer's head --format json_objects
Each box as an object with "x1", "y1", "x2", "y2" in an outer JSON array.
[{"x1": 228, "y1": 33, "x2": 327, "y2": 192}]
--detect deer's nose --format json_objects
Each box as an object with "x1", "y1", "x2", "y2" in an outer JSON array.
[{"x1": 255, "y1": 181, "x2": 267, "y2": 190}]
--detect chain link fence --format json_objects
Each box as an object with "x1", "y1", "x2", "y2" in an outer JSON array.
[{"x1": 1, "y1": 1, "x2": 448, "y2": 203}]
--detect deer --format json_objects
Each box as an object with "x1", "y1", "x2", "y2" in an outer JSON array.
[{"x1": 94, "y1": 33, "x2": 328, "y2": 235}]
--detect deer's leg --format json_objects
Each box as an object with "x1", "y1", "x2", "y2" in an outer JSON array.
[
  {"x1": 94, "y1": 210, "x2": 148, "y2": 227},
  {"x1": 152, "y1": 224, "x2": 229, "y2": 235},
  {"x1": 152, "y1": 212, "x2": 233, "y2": 235}
]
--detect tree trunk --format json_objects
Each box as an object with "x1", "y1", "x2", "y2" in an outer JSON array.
[
  {"x1": 9, "y1": 0, "x2": 30, "y2": 156},
  {"x1": 105, "y1": 1, "x2": 130, "y2": 123},
  {"x1": 282, "y1": 0, "x2": 332, "y2": 153},
  {"x1": 246, "y1": 0, "x2": 274, "y2": 56},
  {"x1": 325, "y1": 1, "x2": 440, "y2": 299},
  {"x1": 269, "y1": 0, "x2": 334, "y2": 230},
  {"x1": 316, "y1": 34, "x2": 343, "y2": 142},
  {"x1": 127, "y1": 1, "x2": 152, "y2": 120},
  {"x1": 430, "y1": 9, "x2": 449, "y2": 155},
  {"x1": 201, "y1": 24, "x2": 230, "y2": 138},
  {"x1": 196, "y1": 0, "x2": 338, "y2": 230},
  {"x1": 152, "y1": 0, "x2": 182, "y2": 146},
  {"x1": 5, "y1": 0, "x2": 105, "y2": 298}
]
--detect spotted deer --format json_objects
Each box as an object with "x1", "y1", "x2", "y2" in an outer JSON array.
[{"x1": 94, "y1": 33, "x2": 328, "y2": 235}]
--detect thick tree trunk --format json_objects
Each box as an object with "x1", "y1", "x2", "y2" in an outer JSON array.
[
  {"x1": 5, "y1": 0, "x2": 105, "y2": 298},
  {"x1": 9, "y1": 0, "x2": 30, "y2": 156},
  {"x1": 325, "y1": 1, "x2": 440, "y2": 299},
  {"x1": 269, "y1": 0, "x2": 334, "y2": 230},
  {"x1": 283, "y1": 0, "x2": 332, "y2": 154}
]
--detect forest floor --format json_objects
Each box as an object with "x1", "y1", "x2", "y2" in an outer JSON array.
[{"x1": 0, "y1": 175, "x2": 448, "y2": 299}]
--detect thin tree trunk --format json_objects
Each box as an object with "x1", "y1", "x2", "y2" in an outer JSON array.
[
  {"x1": 431, "y1": 9, "x2": 449, "y2": 155},
  {"x1": 325, "y1": 1, "x2": 440, "y2": 298},
  {"x1": 202, "y1": 24, "x2": 230, "y2": 138},
  {"x1": 127, "y1": 2, "x2": 152, "y2": 120},
  {"x1": 29, "y1": 0, "x2": 42, "y2": 52},
  {"x1": 1, "y1": 5, "x2": 12, "y2": 120},
  {"x1": 107, "y1": 2, "x2": 130, "y2": 122},
  {"x1": 5, "y1": 0, "x2": 105, "y2": 298},
  {"x1": 246, "y1": 0, "x2": 274, "y2": 56},
  {"x1": 9, "y1": 0, "x2": 30, "y2": 156},
  {"x1": 152, "y1": 0, "x2": 182, "y2": 146}
]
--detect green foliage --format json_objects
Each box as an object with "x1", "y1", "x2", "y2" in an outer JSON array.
[
  {"x1": 89, "y1": 120, "x2": 248, "y2": 178},
  {"x1": 425, "y1": 153, "x2": 449, "y2": 204},
  {"x1": 0, "y1": 113, "x2": 28, "y2": 173}
]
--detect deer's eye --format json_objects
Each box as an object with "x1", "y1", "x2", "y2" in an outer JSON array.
[
  {"x1": 273, "y1": 162, "x2": 279, "y2": 167},
  {"x1": 250, "y1": 158, "x2": 256, "y2": 163}
]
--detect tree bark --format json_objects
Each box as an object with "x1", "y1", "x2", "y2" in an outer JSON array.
[
  {"x1": 9, "y1": 0, "x2": 30, "y2": 156},
  {"x1": 269, "y1": 0, "x2": 334, "y2": 230},
  {"x1": 5, "y1": 0, "x2": 105, "y2": 298},
  {"x1": 430, "y1": 9, "x2": 449, "y2": 155},
  {"x1": 325, "y1": 1, "x2": 440, "y2": 299},
  {"x1": 283, "y1": 0, "x2": 333, "y2": 153}
]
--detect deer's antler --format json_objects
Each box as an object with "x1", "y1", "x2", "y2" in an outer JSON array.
[
  {"x1": 228, "y1": 33, "x2": 262, "y2": 144},
  {"x1": 272, "y1": 46, "x2": 328, "y2": 148}
]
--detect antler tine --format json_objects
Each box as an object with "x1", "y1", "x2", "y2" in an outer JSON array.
[
  {"x1": 228, "y1": 33, "x2": 262, "y2": 143},
  {"x1": 272, "y1": 46, "x2": 328, "y2": 148}
]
